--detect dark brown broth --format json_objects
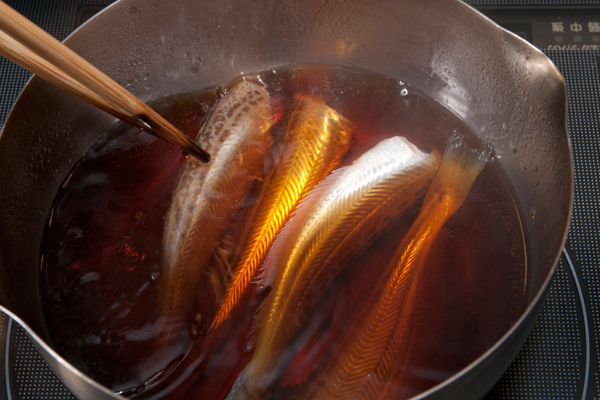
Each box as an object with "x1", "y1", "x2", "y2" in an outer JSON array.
[{"x1": 40, "y1": 65, "x2": 528, "y2": 399}]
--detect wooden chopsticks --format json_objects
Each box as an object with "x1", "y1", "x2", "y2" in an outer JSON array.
[{"x1": 0, "y1": 1, "x2": 210, "y2": 163}]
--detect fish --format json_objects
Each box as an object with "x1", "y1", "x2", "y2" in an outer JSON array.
[
  {"x1": 158, "y1": 80, "x2": 274, "y2": 329},
  {"x1": 225, "y1": 136, "x2": 442, "y2": 400},
  {"x1": 139, "y1": 94, "x2": 353, "y2": 400},
  {"x1": 301, "y1": 133, "x2": 492, "y2": 400},
  {"x1": 210, "y1": 94, "x2": 354, "y2": 331}
]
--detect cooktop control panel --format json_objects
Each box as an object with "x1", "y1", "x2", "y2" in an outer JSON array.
[{"x1": 481, "y1": 8, "x2": 600, "y2": 50}]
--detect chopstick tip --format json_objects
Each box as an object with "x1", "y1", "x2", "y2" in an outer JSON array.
[
  {"x1": 188, "y1": 144, "x2": 211, "y2": 163},
  {"x1": 134, "y1": 113, "x2": 211, "y2": 162}
]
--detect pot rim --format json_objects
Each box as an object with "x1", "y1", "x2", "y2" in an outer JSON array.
[{"x1": 410, "y1": 2, "x2": 573, "y2": 397}]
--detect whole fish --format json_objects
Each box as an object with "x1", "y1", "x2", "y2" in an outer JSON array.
[
  {"x1": 158, "y1": 80, "x2": 274, "y2": 328},
  {"x1": 210, "y1": 94, "x2": 354, "y2": 331},
  {"x1": 225, "y1": 136, "x2": 442, "y2": 400},
  {"x1": 302, "y1": 133, "x2": 492, "y2": 400}
]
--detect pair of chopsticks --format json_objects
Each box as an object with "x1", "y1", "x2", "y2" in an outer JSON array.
[{"x1": 0, "y1": 1, "x2": 210, "y2": 163}]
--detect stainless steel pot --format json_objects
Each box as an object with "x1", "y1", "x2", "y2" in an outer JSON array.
[{"x1": 0, "y1": 0, "x2": 572, "y2": 399}]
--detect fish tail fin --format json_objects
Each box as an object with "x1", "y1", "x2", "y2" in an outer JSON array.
[{"x1": 424, "y1": 131, "x2": 493, "y2": 210}]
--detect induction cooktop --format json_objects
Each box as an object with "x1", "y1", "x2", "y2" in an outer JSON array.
[{"x1": 0, "y1": 0, "x2": 598, "y2": 399}]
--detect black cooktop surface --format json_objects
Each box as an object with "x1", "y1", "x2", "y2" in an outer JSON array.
[{"x1": 0, "y1": 0, "x2": 598, "y2": 399}]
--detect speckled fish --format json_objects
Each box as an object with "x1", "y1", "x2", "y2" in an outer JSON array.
[
  {"x1": 225, "y1": 136, "x2": 442, "y2": 400},
  {"x1": 302, "y1": 133, "x2": 492, "y2": 400},
  {"x1": 210, "y1": 94, "x2": 354, "y2": 331},
  {"x1": 158, "y1": 80, "x2": 274, "y2": 327}
]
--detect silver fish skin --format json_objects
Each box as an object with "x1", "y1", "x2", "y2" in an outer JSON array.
[
  {"x1": 159, "y1": 80, "x2": 274, "y2": 326},
  {"x1": 227, "y1": 136, "x2": 440, "y2": 400},
  {"x1": 300, "y1": 133, "x2": 492, "y2": 400}
]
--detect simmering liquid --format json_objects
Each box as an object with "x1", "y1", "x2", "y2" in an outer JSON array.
[{"x1": 40, "y1": 65, "x2": 528, "y2": 399}]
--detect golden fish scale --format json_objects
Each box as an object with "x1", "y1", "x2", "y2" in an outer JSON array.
[
  {"x1": 211, "y1": 95, "x2": 354, "y2": 330},
  {"x1": 279, "y1": 156, "x2": 441, "y2": 354},
  {"x1": 242, "y1": 140, "x2": 441, "y2": 395},
  {"x1": 311, "y1": 204, "x2": 448, "y2": 400},
  {"x1": 159, "y1": 81, "x2": 274, "y2": 322},
  {"x1": 305, "y1": 136, "x2": 490, "y2": 400}
]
